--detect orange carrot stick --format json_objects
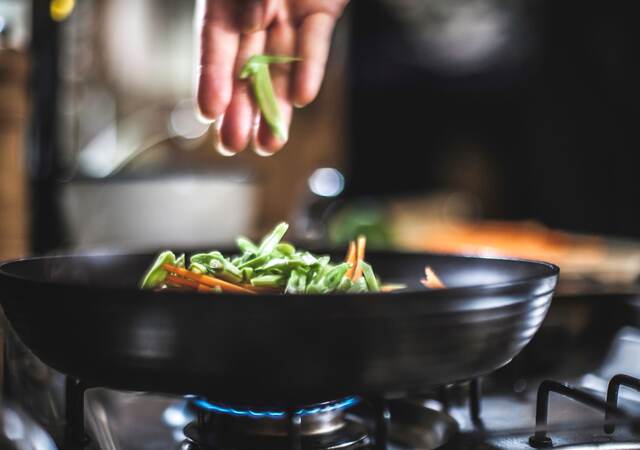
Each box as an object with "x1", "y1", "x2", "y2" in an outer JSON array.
[
  {"x1": 166, "y1": 274, "x2": 199, "y2": 290},
  {"x1": 380, "y1": 283, "x2": 407, "y2": 293},
  {"x1": 351, "y1": 235, "x2": 367, "y2": 281},
  {"x1": 163, "y1": 264, "x2": 257, "y2": 294},
  {"x1": 167, "y1": 275, "x2": 217, "y2": 293},
  {"x1": 421, "y1": 266, "x2": 446, "y2": 289},
  {"x1": 197, "y1": 284, "x2": 216, "y2": 293},
  {"x1": 345, "y1": 240, "x2": 357, "y2": 279},
  {"x1": 246, "y1": 285, "x2": 281, "y2": 294}
]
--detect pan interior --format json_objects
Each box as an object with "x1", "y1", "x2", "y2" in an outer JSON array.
[{"x1": 0, "y1": 251, "x2": 557, "y2": 293}]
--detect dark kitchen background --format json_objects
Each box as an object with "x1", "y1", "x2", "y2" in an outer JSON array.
[
  {"x1": 2, "y1": 0, "x2": 639, "y2": 266},
  {"x1": 1, "y1": 0, "x2": 640, "y2": 263},
  {"x1": 3, "y1": 2, "x2": 640, "y2": 449},
  {"x1": 349, "y1": 0, "x2": 640, "y2": 235}
]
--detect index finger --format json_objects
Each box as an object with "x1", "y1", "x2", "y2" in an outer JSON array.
[{"x1": 197, "y1": 0, "x2": 240, "y2": 120}]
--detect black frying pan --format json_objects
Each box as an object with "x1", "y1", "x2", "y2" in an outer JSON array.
[{"x1": 0, "y1": 251, "x2": 558, "y2": 407}]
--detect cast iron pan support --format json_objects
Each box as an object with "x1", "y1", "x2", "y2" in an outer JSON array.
[
  {"x1": 437, "y1": 379, "x2": 483, "y2": 424},
  {"x1": 372, "y1": 397, "x2": 390, "y2": 450},
  {"x1": 65, "y1": 377, "x2": 91, "y2": 450},
  {"x1": 469, "y1": 378, "x2": 482, "y2": 424},
  {"x1": 528, "y1": 380, "x2": 626, "y2": 448},
  {"x1": 605, "y1": 374, "x2": 640, "y2": 434},
  {"x1": 288, "y1": 408, "x2": 302, "y2": 450}
]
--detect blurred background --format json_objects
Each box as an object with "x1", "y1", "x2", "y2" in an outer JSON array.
[{"x1": 2, "y1": 0, "x2": 640, "y2": 291}]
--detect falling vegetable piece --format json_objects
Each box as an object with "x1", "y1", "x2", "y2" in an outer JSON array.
[
  {"x1": 239, "y1": 55, "x2": 301, "y2": 141},
  {"x1": 421, "y1": 266, "x2": 446, "y2": 289}
]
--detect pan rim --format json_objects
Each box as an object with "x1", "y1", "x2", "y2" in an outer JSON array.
[{"x1": 0, "y1": 250, "x2": 559, "y2": 302}]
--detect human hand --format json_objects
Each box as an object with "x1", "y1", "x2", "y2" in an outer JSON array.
[{"x1": 196, "y1": 0, "x2": 349, "y2": 155}]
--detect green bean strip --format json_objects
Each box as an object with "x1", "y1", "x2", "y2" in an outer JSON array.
[
  {"x1": 139, "y1": 222, "x2": 384, "y2": 295},
  {"x1": 251, "y1": 274, "x2": 285, "y2": 288},
  {"x1": 140, "y1": 251, "x2": 175, "y2": 289},
  {"x1": 239, "y1": 55, "x2": 301, "y2": 142},
  {"x1": 256, "y1": 222, "x2": 289, "y2": 256},
  {"x1": 360, "y1": 261, "x2": 380, "y2": 292},
  {"x1": 285, "y1": 270, "x2": 301, "y2": 294},
  {"x1": 236, "y1": 237, "x2": 258, "y2": 254}
]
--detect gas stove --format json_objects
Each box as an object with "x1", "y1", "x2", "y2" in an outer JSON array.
[{"x1": 3, "y1": 294, "x2": 640, "y2": 450}]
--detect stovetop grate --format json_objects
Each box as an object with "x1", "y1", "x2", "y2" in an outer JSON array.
[{"x1": 59, "y1": 373, "x2": 640, "y2": 450}]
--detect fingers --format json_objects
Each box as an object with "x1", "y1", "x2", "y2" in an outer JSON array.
[
  {"x1": 237, "y1": 0, "x2": 281, "y2": 33},
  {"x1": 199, "y1": 0, "x2": 339, "y2": 154},
  {"x1": 197, "y1": 0, "x2": 240, "y2": 120},
  {"x1": 256, "y1": 16, "x2": 296, "y2": 153},
  {"x1": 236, "y1": 0, "x2": 264, "y2": 33},
  {"x1": 218, "y1": 30, "x2": 267, "y2": 153},
  {"x1": 292, "y1": 12, "x2": 336, "y2": 108}
]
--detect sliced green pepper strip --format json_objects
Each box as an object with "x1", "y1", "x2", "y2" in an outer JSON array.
[
  {"x1": 297, "y1": 271, "x2": 307, "y2": 293},
  {"x1": 336, "y1": 276, "x2": 353, "y2": 292},
  {"x1": 256, "y1": 222, "x2": 289, "y2": 257},
  {"x1": 359, "y1": 261, "x2": 380, "y2": 292},
  {"x1": 140, "y1": 251, "x2": 175, "y2": 289},
  {"x1": 347, "y1": 277, "x2": 368, "y2": 293},
  {"x1": 236, "y1": 236, "x2": 258, "y2": 254},
  {"x1": 191, "y1": 252, "x2": 242, "y2": 282},
  {"x1": 285, "y1": 270, "x2": 300, "y2": 294},
  {"x1": 189, "y1": 261, "x2": 208, "y2": 274},
  {"x1": 316, "y1": 256, "x2": 331, "y2": 267},
  {"x1": 276, "y1": 242, "x2": 296, "y2": 257},
  {"x1": 239, "y1": 55, "x2": 301, "y2": 141},
  {"x1": 238, "y1": 254, "x2": 271, "y2": 270},
  {"x1": 324, "y1": 263, "x2": 351, "y2": 291},
  {"x1": 299, "y1": 252, "x2": 319, "y2": 266},
  {"x1": 241, "y1": 267, "x2": 254, "y2": 282},
  {"x1": 251, "y1": 274, "x2": 285, "y2": 288},
  {"x1": 175, "y1": 254, "x2": 186, "y2": 268}
]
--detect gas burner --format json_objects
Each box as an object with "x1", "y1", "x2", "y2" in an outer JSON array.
[
  {"x1": 182, "y1": 397, "x2": 369, "y2": 450},
  {"x1": 189, "y1": 396, "x2": 361, "y2": 419}
]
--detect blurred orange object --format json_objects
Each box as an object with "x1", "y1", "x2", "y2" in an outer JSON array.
[
  {"x1": 0, "y1": 47, "x2": 29, "y2": 260},
  {"x1": 404, "y1": 220, "x2": 600, "y2": 264},
  {"x1": 388, "y1": 191, "x2": 640, "y2": 290}
]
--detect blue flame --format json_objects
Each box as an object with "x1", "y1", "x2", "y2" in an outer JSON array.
[{"x1": 189, "y1": 396, "x2": 360, "y2": 419}]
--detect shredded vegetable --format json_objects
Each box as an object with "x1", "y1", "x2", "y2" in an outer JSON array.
[
  {"x1": 140, "y1": 222, "x2": 446, "y2": 295},
  {"x1": 239, "y1": 55, "x2": 301, "y2": 142}
]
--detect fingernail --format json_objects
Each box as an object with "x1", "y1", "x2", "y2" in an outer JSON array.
[
  {"x1": 254, "y1": 146, "x2": 275, "y2": 157},
  {"x1": 216, "y1": 143, "x2": 236, "y2": 157},
  {"x1": 293, "y1": 102, "x2": 305, "y2": 109},
  {"x1": 211, "y1": 115, "x2": 236, "y2": 157},
  {"x1": 195, "y1": 106, "x2": 215, "y2": 124}
]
